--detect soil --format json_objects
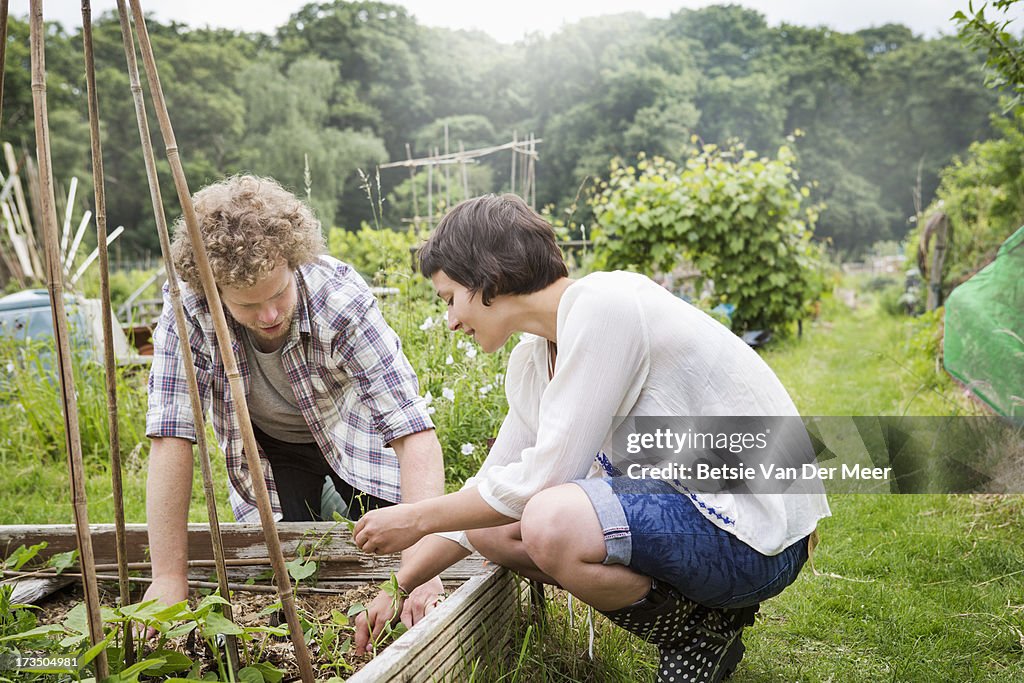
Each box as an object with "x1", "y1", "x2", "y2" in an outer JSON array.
[{"x1": 32, "y1": 580, "x2": 391, "y2": 680}]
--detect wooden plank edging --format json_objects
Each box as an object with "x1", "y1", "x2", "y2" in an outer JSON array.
[
  {"x1": 0, "y1": 523, "x2": 487, "y2": 581},
  {"x1": 349, "y1": 567, "x2": 522, "y2": 683}
]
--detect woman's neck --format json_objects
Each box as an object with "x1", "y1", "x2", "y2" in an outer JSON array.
[{"x1": 509, "y1": 277, "x2": 575, "y2": 343}]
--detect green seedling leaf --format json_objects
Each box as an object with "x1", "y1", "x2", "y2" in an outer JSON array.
[
  {"x1": 237, "y1": 667, "x2": 265, "y2": 683},
  {"x1": 330, "y1": 609, "x2": 349, "y2": 626},
  {"x1": 194, "y1": 593, "x2": 230, "y2": 618},
  {"x1": 332, "y1": 512, "x2": 357, "y2": 534},
  {"x1": 48, "y1": 549, "x2": 78, "y2": 575},
  {"x1": 3, "y1": 542, "x2": 47, "y2": 570},
  {"x1": 78, "y1": 630, "x2": 117, "y2": 667},
  {"x1": 250, "y1": 662, "x2": 285, "y2": 683},
  {"x1": 151, "y1": 601, "x2": 195, "y2": 623},
  {"x1": 117, "y1": 599, "x2": 166, "y2": 623},
  {"x1": 164, "y1": 621, "x2": 198, "y2": 639},
  {"x1": 346, "y1": 603, "x2": 366, "y2": 617},
  {"x1": 199, "y1": 611, "x2": 243, "y2": 637},
  {"x1": 259, "y1": 600, "x2": 283, "y2": 616},
  {"x1": 144, "y1": 649, "x2": 196, "y2": 676},
  {"x1": 285, "y1": 557, "x2": 316, "y2": 582},
  {"x1": 0, "y1": 623, "x2": 64, "y2": 641},
  {"x1": 243, "y1": 624, "x2": 289, "y2": 637},
  {"x1": 109, "y1": 655, "x2": 167, "y2": 683}
]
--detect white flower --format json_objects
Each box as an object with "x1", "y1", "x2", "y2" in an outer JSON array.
[
  {"x1": 419, "y1": 316, "x2": 435, "y2": 331},
  {"x1": 465, "y1": 347, "x2": 477, "y2": 360},
  {"x1": 456, "y1": 339, "x2": 468, "y2": 350},
  {"x1": 443, "y1": 310, "x2": 449, "y2": 323},
  {"x1": 424, "y1": 391, "x2": 433, "y2": 405},
  {"x1": 427, "y1": 406, "x2": 436, "y2": 415},
  {"x1": 442, "y1": 387, "x2": 455, "y2": 401},
  {"x1": 478, "y1": 384, "x2": 493, "y2": 397},
  {"x1": 494, "y1": 373, "x2": 504, "y2": 385},
  {"x1": 445, "y1": 354, "x2": 454, "y2": 365},
  {"x1": 461, "y1": 443, "x2": 476, "y2": 455}
]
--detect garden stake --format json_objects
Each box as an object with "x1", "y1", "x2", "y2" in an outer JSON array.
[
  {"x1": 0, "y1": 0, "x2": 8, "y2": 134},
  {"x1": 126, "y1": 2, "x2": 315, "y2": 679},
  {"x1": 2, "y1": 570, "x2": 353, "y2": 596},
  {"x1": 80, "y1": 0, "x2": 134, "y2": 664},
  {"x1": 29, "y1": 1, "x2": 108, "y2": 678},
  {"x1": 114, "y1": 0, "x2": 240, "y2": 671}
]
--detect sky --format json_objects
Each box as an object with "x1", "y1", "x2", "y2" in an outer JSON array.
[{"x1": 31, "y1": 0, "x2": 1024, "y2": 43}]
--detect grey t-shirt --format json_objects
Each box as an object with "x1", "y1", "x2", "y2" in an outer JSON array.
[{"x1": 241, "y1": 328, "x2": 315, "y2": 444}]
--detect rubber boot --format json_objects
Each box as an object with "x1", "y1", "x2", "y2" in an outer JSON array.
[{"x1": 600, "y1": 579, "x2": 757, "y2": 683}]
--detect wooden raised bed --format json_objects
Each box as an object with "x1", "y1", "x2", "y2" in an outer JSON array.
[{"x1": 0, "y1": 523, "x2": 525, "y2": 681}]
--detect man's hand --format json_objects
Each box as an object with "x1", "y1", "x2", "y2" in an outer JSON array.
[
  {"x1": 353, "y1": 575, "x2": 445, "y2": 655},
  {"x1": 353, "y1": 503, "x2": 426, "y2": 555},
  {"x1": 138, "y1": 574, "x2": 189, "y2": 639}
]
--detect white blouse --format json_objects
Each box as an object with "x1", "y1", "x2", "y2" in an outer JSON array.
[{"x1": 440, "y1": 271, "x2": 830, "y2": 556}]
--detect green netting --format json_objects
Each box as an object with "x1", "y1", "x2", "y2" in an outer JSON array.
[{"x1": 943, "y1": 225, "x2": 1024, "y2": 418}]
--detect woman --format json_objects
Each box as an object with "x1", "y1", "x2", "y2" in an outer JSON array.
[{"x1": 353, "y1": 193, "x2": 830, "y2": 682}]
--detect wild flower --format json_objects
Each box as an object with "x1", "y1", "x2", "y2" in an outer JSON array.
[
  {"x1": 445, "y1": 355, "x2": 454, "y2": 365},
  {"x1": 465, "y1": 347, "x2": 477, "y2": 360},
  {"x1": 461, "y1": 443, "x2": 476, "y2": 455},
  {"x1": 478, "y1": 384, "x2": 493, "y2": 396},
  {"x1": 419, "y1": 316, "x2": 436, "y2": 331},
  {"x1": 442, "y1": 387, "x2": 455, "y2": 401}
]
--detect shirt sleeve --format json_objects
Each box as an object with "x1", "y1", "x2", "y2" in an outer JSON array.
[
  {"x1": 145, "y1": 285, "x2": 213, "y2": 443},
  {"x1": 476, "y1": 285, "x2": 649, "y2": 518},
  {"x1": 436, "y1": 342, "x2": 540, "y2": 551},
  {"x1": 332, "y1": 295, "x2": 434, "y2": 445}
]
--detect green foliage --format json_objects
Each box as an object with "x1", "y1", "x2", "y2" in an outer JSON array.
[
  {"x1": 590, "y1": 145, "x2": 825, "y2": 333},
  {"x1": 0, "y1": 337, "x2": 149, "y2": 464},
  {"x1": 954, "y1": 0, "x2": 1024, "y2": 111},
  {"x1": 910, "y1": 107, "x2": 1024, "y2": 287},
  {"x1": 327, "y1": 224, "x2": 425, "y2": 285}
]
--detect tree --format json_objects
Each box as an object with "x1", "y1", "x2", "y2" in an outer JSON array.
[{"x1": 236, "y1": 56, "x2": 387, "y2": 228}]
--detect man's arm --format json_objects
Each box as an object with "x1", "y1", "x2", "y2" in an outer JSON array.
[
  {"x1": 142, "y1": 436, "x2": 194, "y2": 606},
  {"x1": 389, "y1": 429, "x2": 446, "y2": 621},
  {"x1": 390, "y1": 429, "x2": 444, "y2": 504}
]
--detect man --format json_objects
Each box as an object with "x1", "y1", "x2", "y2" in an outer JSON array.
[{"x1": 144, "y1": 175, "x2": 444, "y2": 622}]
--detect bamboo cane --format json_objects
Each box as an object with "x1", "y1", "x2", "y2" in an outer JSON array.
[
  {"x1": 0, "y1": 0, "x2": 8, "y2": 135},
  {"x1": 80, "y1": 0, "x2": 133, "y2": 665},
  {"x1": 2, "y1": 570, "x2": 351, "y2": 596},
  {"x1": 125, "y1": 3, "x2": 315, "y2": 679},
  {"x1": 28, "y1": 2, "x2": 108, "y2": 678},
  {"x1": 510, "y1": 130, "x2": 517, "y2": 195},
  {"x1": 113, "y1": 0, "x2": 240, "y2": 672},
  {"x1": 1, "y1": 556, "x2": 331, "y2": 582},
  {"x1": 4, "y1": 144, "x2": 45, "y2": 277},
  {"x1": 406, "y1": 143, "x2": 419, "y2": 229}
]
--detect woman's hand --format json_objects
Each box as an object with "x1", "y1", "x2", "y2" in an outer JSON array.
[
  {"x1": 353, "y1": 503, "x2": 427, "y2": 555},
  {"x1": 353, "y1": 576, "x2": 445, "y2": 655}
]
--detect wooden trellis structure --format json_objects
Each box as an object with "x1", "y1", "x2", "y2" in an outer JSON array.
[
  {"x1": 380, "y1": 126, "x2": 541, "y2": 229},
  {"x1": 21, "y1": 1, "x2": 315, "y2": 679},
  {"x1": 15, "y1": 4, "x2": 535, "y2": 681}
]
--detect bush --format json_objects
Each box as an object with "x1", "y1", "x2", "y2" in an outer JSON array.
[{"x1": 590, "y1": 143, "x2": 826, "y2": 334}]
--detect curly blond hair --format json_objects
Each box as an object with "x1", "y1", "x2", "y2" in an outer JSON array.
[{"x1": 171, "y1": 175, "x2": 325, "y2": 291}]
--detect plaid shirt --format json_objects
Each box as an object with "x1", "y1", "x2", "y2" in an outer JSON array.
[{"x1": 146, "y1": 255, "x2": 433, "y2": 522}]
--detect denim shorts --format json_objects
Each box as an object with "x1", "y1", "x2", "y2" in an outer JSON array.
[{"x1": 574, "y1": 476, "x2": 810, "y2": 609}]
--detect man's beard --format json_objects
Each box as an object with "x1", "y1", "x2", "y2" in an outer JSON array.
[{"x1": 244, "y1": 300, "x2": 296, "y2": 343}]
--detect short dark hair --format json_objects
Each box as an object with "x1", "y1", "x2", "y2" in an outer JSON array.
[{"x1": 417, "y1": 194, "x2": 568, "y2": 305}]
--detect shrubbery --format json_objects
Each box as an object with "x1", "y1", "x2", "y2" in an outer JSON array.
[{"x1": 590, "y1": 143, "x2": 826, "y2": 334}]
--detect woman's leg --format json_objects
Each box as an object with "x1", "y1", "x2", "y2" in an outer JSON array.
[
  {"x1": 518, "y1": 483, "x2": 652, "y2": 611},
  {"x1": 465, "y1": 523, "x2": 559, "y2": 585}
]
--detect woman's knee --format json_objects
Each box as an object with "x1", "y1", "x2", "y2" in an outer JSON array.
[{"x1": 520, "y1": 485, "x2": 595, "y2": 571}]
